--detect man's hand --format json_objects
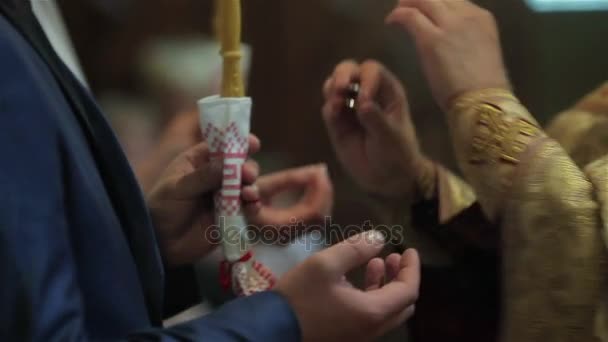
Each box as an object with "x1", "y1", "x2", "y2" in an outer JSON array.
[
  {"x1": 386, "y1": 0, "x2": 511, "y2": 110},
  {"x1": 148, "y1": 141, "x2": 335, "y2": 265},
  {"x1": 276, "y1": 230, "x2": 420, "y2": 341},
  {"x1": 147, "y1": 136, "x2": 260, "y2": 267},
  {"x1": 243, "y1": 164, "x2": 334, "y2": 229},
  {"x1": 322, "y1": 60, "x2": 434, "y2": 200}
]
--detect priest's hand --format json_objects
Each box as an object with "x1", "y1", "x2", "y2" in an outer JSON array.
[
  {"x1": 386, "y1": 0, "x2": 511, "y2": 110},
  {"x1": 276, "y1": 230, "x2": 420, "y2": 341},
  {"x1": 147, "y1": 136, "x2": 261, "y2": 267},
  {"x1": 322, "y1": 60, "x2": 435, "y2": 200}
]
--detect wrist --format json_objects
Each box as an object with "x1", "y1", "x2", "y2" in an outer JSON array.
[
  {"x1": 365, "y1": 157, "x2": 437, "y2": 224},
  {"x1": 412, "y1": 157, "x2": 438, "y2": 203},
  {"x1": 366, "y1": 156, "x2": 438, "y2": 201},
  {"x1": 448, "y1": 87, "x2": 516, "y2": 116}
]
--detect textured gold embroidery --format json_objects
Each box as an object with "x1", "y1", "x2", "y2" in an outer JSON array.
[
  {"x1": 502, "y1": 141, "x2": 607, "y2": 342},
  {"x1": 450, "y1": 88, "x2": 516, "y2": 114},
  {"x1": 470, "y1": 104, "x2": 541, "y2": 165}
]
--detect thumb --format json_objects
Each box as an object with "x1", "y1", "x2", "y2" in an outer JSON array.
[{"x1": 317, "y1": 230, "x2": 387, "y2": 279}]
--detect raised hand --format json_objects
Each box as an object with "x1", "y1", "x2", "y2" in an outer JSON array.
[
  {"x1": 322, "y1": 60, "x2": 435, "y2": 200},
  {"x1": 387, "y1": 0, "x2": 511, "y2": 111}
]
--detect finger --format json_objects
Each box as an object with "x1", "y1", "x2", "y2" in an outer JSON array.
[
  {"x1": 323, "y1": 60, "x2": 359, "y2": 127},
  {"x1": 257, "y1": 164, "x2": 324, "y2": 199},
  {"x1": 296, "y1": 164, "x2": 333, "y2": 216},
  {"x1": 242, "y1": 160, "x2": 260, "y2": 185},
  {"x1": 397, "y1": 249, "x2": 421, "y2": 285},
  {"x1": 356, "y1": 101, "x2": 391, "y2": 138},
  {"x1": 357, "y1": 60, "x2": 385, "y2": 105},
  {"x1": 248, "y1": 134, "x2": 261, "y2": 155},
  {"x1": 365, "y1": 249, "x2": 420, "y2": 316},
  {"x1": 242, "y1": 184, "x2": 260, "y2": 202},
  {"x1": 356, "y1": 61, "x2": 398, "y2": 136},
  {"x1": 322, "y1": 96, "x2": 351, "y2": 130},
  {"x1": 397, "y1": 0, "x2": 448, "y2": 25},
  {"x1": 365, "y1": 258, "x2": 386, "y2": 291},
  {"x1": 250, "y1": 164, "x2": 333, "y2": 227},
  {"x1": 243, "y1": 200, "x2": 262, "y2": 218},
  {"x1": 174, "y1": 160, "x2": 223, "y2": 199},
  {"x1": 385, "y1": 253, "x2": 402, "y2": 282},
  {"x1": 386, "y1": 7, "x2": 439, "y2": 44},
  {"x1": 333, "y1": 60, "x2": 360, "y2": 93},
  {"x1": 317, "y1": 230, "x2": 386, "y2": 278}
]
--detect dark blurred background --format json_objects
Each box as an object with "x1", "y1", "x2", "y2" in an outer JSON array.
[
  {"x1": 58, "y1": 0, "x2": 608, "y2": 225},
  {"x1": 54, "y1": 0, "x2": 608, "y2": 340}
]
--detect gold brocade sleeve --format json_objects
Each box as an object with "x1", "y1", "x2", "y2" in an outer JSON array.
[
  {"x1": 448, "y1": 89, "x2": 544, "y2": 221},
  {"x1": 585, "y1": 156, "x2": 608, "y2": 340},
  {"x1": 547, "y1": 82, "x2": 608, "y2": 167},
  {"x1": 449, "y1": 90, "x2": 608, "y2": 341},
  {"x1": 501, "y1": 140, "x2": 606, "y2": 341},
  {"x1": 413, "y1": 82, "x2": 608, "y2": 247},
  {"x1": 371, "y1": 83, "x2": 608, "y2": 260}
]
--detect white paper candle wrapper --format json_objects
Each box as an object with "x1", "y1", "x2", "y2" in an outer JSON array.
[{"x1": 198, "y1": 95, "x2": 275, "y2": 296}]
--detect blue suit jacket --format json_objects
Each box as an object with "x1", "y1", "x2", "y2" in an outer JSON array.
[{"x1": 0, "y1": 1, "x2": 300, "y2": 341}]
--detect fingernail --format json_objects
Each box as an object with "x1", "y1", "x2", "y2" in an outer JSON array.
[{"x1": 365, "y1": 230, "x2": 386, "y2": 245}]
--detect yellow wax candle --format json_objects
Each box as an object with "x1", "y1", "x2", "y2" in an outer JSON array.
[{"x1": 218, "y1": 0, "x2": 244, "y2": 98}]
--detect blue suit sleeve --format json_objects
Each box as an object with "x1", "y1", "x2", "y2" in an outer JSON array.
[
  {"x1": 134, "y1": 292, "x2": 301, "y2": 341},
  {"x1": 0, "y1": 95, "x2": 301, "y2": 342},
  {"x1": 0, "y1": 29, "x2": 301, "y2": 342},
  {"x1": 0, "y1": 100, "x2": 300, "y2": 342}
]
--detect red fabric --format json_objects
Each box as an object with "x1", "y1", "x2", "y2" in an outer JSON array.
[{"x1": 219, "y1": 251, "x2": 254, "y2": 290}]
